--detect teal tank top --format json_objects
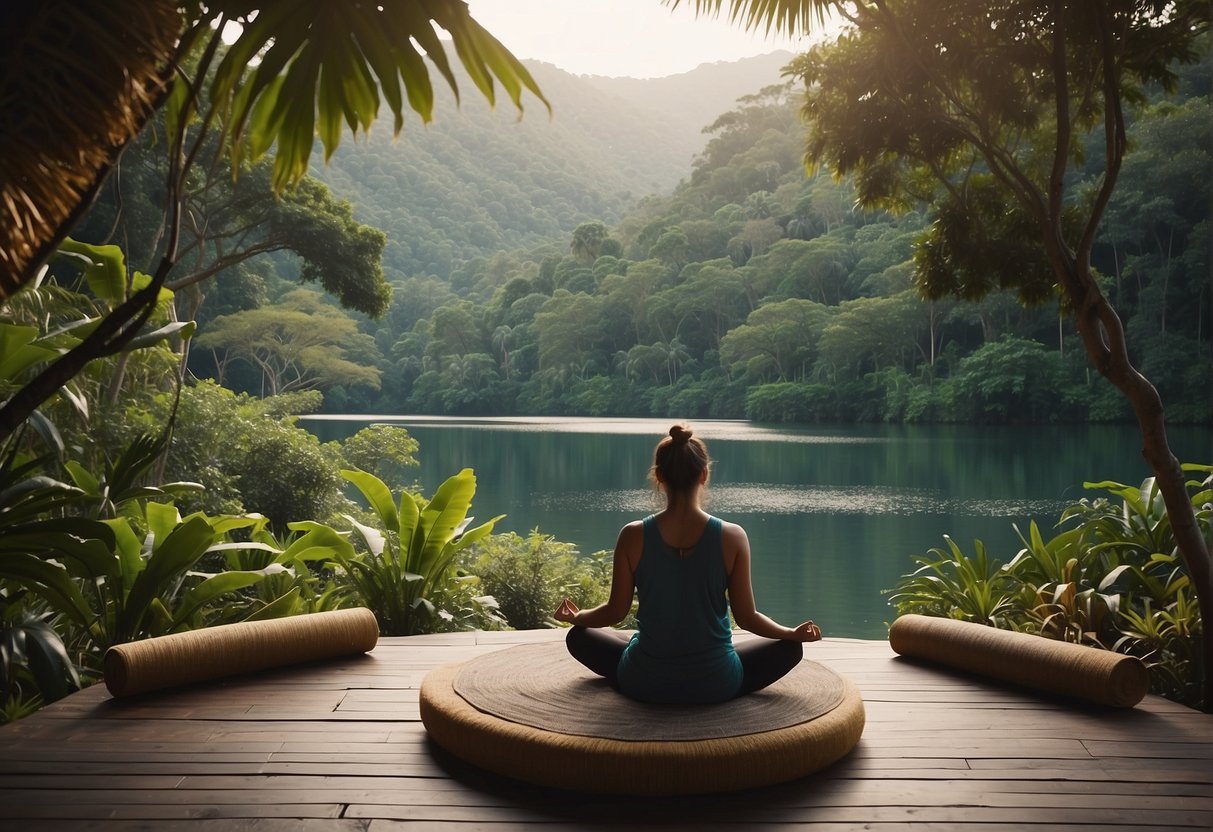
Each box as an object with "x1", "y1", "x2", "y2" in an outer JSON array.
[{"x1": 616, "y1": 515, "x2": 743, "y2": 704}]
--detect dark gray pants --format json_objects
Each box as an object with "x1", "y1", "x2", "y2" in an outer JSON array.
[{"x1": 565, "y1": 626, "x2": 803, "y2": 697}]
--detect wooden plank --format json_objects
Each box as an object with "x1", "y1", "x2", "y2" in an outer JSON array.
[
  {"x1": 346, "y1": 804, "x2": 1211, "y2": 826},
  {"x1": 0, "y1": 823, "x2": 368, "y2": 832},
  {"x1": 365, "y1": 824, "x2": 1179, "y2": 832},
  {"x1": 0, "y1": 805, "x2": 345, "y2": 820},
  {"x1": 1083, "y1": 739, "x2": 1213, "y2": 759},
  {"x1": 965, "y1": 761, "x2": 1213, "y2": 781}
]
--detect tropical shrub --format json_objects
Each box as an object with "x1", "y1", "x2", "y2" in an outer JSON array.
[
  {"x1": 0, "y1": 590, "x2": 79, "y2": 722},
  {"x1": 8, "y1": 497, "x2": 323, "y2": 669},
  {"x1": 111, "y1": 381, "x2": 386, "y2": 528},
  {"x1": 885, "y1": 536, "x2": 1022, "y2": 628},
  {"x1": 237, "y1": 426, "x2": 345, "y2": 530},
  {"x1": 332, "y1": 467, "x2": 504, "y2": 635},
  {"x1": 1, "y1": 426, "x2": 351, "y2": 681},
  {"x1": 214, "y1": 522, "x2": 358, "y2": 621},
  {"x1": 133, "y1": 382, "x2": 347, "y2": 524},
  {"x1": 465, "y1": 530, "x2": 613, "y2": 630},
  {"x1": 0, "y1": 246, "x2": 358, "y2": 715},
  {"x1": 887, "y1": 464, "x2": 1210, "y2": 708},
  {"x1": 338, "y1": 424, "x2": 420, "y2": 489}
]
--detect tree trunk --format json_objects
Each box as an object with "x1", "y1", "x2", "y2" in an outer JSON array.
[{"x1": 1068, "y1": 260, "x2": 1212, "y2": 712}]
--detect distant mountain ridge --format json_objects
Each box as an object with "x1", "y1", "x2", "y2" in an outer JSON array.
[
  {"x1": 311, "y1": 52, "x2": 795, "y2": 280},
  {"x1": 580, "y1": 51, "x2": 796, "y2": 157}
]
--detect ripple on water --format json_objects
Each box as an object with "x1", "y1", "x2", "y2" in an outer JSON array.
[{"x1": 533, "y1": 484, "x2": 1066, "y2": 518}]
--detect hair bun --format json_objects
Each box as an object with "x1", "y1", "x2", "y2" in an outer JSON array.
[{"x1": 669, "y1": 424, "x2": 692, "y2": 444}]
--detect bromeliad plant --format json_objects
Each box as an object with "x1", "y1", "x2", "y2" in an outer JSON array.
[
  {"x1": 887, "y1": 464, "x2": 1211, "y2": 709},
  {"x1": 885, "y1": 536, "x2": 1021, "y2": 628},
  {"x1": 214, "y1": 520, "x2": 361, "y2": 621},
  {"x1": 333, "y1": 467, "x2": 504, "y2": 636}
]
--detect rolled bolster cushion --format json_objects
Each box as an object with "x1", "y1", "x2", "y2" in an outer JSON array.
[
  {"x1": 888, "y1": 613, "x2": 1149, "y2": 708},
  {"x1": 103, "y1": 607, "x2": 380, "y2": 698}
]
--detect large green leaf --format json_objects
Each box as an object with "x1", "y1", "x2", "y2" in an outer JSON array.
[
  {"x1": 343, "y1": 515, "x2": 386, "y2": 558},
  {"x1": 284, "y1": 521, "x2": 358, "y2": 562},
  {"x1": 415, "y1": 468, "x2": 477, "y2": 576},
  {"x1": 341, "y1": 469, "x2": 399, "y2": 533},
  {"x1": 449, "y1": 515, "x2": 505, "y2": 554},
  {"x1": 56, "y1": 239, "x2": 127, "y2": 302},
  {"x1": 145, "y1": 501, "x2": 182, "y2": 549},
  {"x1": 0, "y1": 324, "x2": 57, "y2": 380},
  {"x1": 398, "y1": 490, "x2": 420, "y2": 557},
  {"x1": 171, "y1": 563, "x2": 291, "y2": 627},
  {"x1": 0, "y1": 555, "x2": 92, "y2": 628},
  {"x1": 0, "y1": 526, "x2": 116, "y2": 579},
  {"x1": 62, "y1": 461, "x2": 100, "y2": 496},
  {"x1": 0, "y1": 476, "x2": 82, "y2": 523},
  {"x1": 117, "y1": 516, "x2": 216, "y2": 642},
  {"x1": 103, "y1": 518, "x2": 145, "y2": 594},
  {"x1": 17, "y1": 616, "x2": 79, "y2": 703},
  {"x1": 198, "y1": 513, "x2": 266, "y2": 537}
]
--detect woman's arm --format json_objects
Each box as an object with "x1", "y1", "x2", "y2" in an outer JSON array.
[
  {"x1": 554, "y1": 521, "x2": 640, "y2": 628},
  {"x1": 725, "y1": 523, "x2": 821, "y2": 642}
]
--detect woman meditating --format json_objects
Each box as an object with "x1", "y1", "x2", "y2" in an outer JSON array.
[{"x1": 555, "y1": 424, "x2": 821, "y2": 705}]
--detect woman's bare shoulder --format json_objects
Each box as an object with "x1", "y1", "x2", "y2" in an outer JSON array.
[
  {"x1": 718, "y1": 518, "x2": 749, "y2": 544},
  {"x1": 616, "y1": 520, "x2": 646, "y2": 570},
  {"x1": 617, "y1": 519, "x2": 646, "y2": 548}
]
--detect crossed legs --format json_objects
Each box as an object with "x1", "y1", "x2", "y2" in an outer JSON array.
[{"x1": 564, "y1": 627, "x2": 803, "y2": 697}]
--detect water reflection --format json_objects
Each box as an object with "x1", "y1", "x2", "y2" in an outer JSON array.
[
  {"x1": 534, "y1": 484, "x2": 1064, "y2": 517},
  {"x1": 301, "y1": 415, "x2": 1209, "y2": 639}
]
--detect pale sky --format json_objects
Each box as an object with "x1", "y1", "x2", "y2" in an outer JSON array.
[{"x1": 466, "y1": 0, "x2": 836, "y2": 79}]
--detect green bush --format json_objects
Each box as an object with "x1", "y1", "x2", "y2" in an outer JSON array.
[
  {"x1": 333, "y1": 467, "x2": 504, "y2": 635},
  {"x1": 238, "y1": 425, "x2": 345, "y2": 530},
  {"x1": 0, "y1": 592, "x2": 79, "y2": 722},
  {"x1": 339, "y1": 424, "x2": 419, "y2": 489},
  {"x1": 109, "y1": 381, "x2": 352, "y2": 527},
  {"x1": 887, "y1": 464, "x2": 1210, "y2": 708},
  {"x1": 465, "y1": 530, "x2": 615, "y2": 630},
  {"x1": 937, "y1": 336, "x2": 1064, "y2": 423}
]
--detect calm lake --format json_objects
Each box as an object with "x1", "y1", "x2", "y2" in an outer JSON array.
[{"x1": 301, "y1": 416, "x2": 1210, "y2": 639}]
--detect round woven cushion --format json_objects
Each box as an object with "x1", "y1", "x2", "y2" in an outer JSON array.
[{"x1": 420, "y1": 641, "x2": 865, "y2": 795}]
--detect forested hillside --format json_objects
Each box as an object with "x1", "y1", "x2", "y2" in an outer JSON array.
[
  {"x1": 75, "y1": 47, "x2": 1210, "y2": 425},
  {"x1": 310, "y1": 55, "x2": 794, "y2": 281},
  {"x1": 580, "y1": 51, "x2": 794, "y2": 164}
]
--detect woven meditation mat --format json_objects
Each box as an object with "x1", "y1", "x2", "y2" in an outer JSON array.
[
  {"x1": 888, "y1": 613, "x2": 1149, "y2": 707},
  {"x1": 421, "y1": 641, "x2": 866, "y2": 794},
  {"x1": 454, "y1": 641, "x2": 845, "y2": 740},
  {"x1": 103, "y1": 608, "x2": 379, "y2": 698}
]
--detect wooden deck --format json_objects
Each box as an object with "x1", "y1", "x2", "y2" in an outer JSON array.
[{"x1": 0, "y1": 628, "x2": 1210, "y2": 831}]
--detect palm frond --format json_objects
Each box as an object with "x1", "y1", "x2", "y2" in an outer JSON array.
[
  {"x1": 193, "y1": 0, "x2": 551, "y2": 193},
  {"x1": 664, "y1": 0, "x2": 831, "y2": 36}
]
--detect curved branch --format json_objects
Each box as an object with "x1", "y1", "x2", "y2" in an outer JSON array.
[
  {"x1": 1046, "y1": 0, "x2": 1070, "y2": 227},
  {"x1": 1077, "y1": 1, "x2": 1128, "y2": 258}
]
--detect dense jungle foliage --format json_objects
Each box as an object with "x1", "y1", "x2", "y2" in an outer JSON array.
[
  {"x1": 76, "y1": 56, "x2": 1206, "y2": 425},
  {"x1": 889, "y1": 466, "x2": 1212, "y2": 709}
]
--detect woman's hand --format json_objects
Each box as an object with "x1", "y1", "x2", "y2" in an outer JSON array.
[
  {"x1": 554, "y1": 597, "x2": 580, "y2": 624},
  {"x1": 791, "y1": 620, "x2": 822, "y2": 642}
]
